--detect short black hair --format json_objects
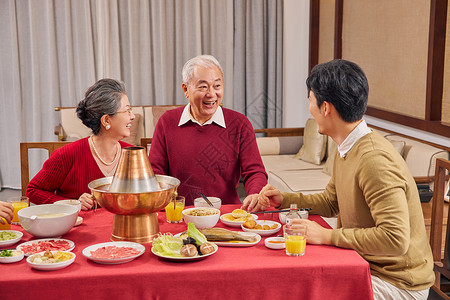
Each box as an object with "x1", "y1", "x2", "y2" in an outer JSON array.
[{"x1": 306, "y1": 59, "x2": 369, "y2": 122}]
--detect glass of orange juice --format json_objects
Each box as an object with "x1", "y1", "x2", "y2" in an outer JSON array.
[
  {"x1": 0, "y1": 217, "x2": 11, "y2": 230},
  {"x1": 7, "y1": 196, "x2": 29, "y2": 225},
  {"x1": 165, "y1": 196, "x2": 185, "y2": 223},
  {"x1": 283, "y1": 224, "x2": 307, "y2": 256}
]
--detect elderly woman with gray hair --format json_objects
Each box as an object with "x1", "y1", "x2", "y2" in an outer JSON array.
[
  {"x1": 149, "y1": 54, "x2": 267, "y2": 206},
  {"x1": 26, "y1": 78, "x2": 135, "y2": 210}
]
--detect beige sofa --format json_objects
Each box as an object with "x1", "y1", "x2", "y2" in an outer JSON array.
[
  {"x1": 54, "y1": 105, "x2": 183, "y2": 145},
  {"x1": 256, "y1": 122, "x2": 450, "y2": 195}
]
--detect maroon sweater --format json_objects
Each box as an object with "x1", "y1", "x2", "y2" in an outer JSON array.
[
  {"x1": 149, "y1": 107, "x2": 268, "y2": 205},
  {"x1": 26, "y1": 138, "x2": 132, "y2": 204}
]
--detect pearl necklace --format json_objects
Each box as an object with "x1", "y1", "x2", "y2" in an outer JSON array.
[{"x1": 89, "y1": 135, "x2": 120, "y2": 166}]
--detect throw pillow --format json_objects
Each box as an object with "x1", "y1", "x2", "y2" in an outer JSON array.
[
  {"x1": 323, "y1": 137, "x2": 338, "y2": 176},
  {"x1": 294, "y1": 118, "x2": 327, "y2": 165},
  {"x1": 388, "y1": 139, "x2": 406, "y2": 157},
  {"x1": 121, "y1": 113, "x2": 141, "y2": 145}
]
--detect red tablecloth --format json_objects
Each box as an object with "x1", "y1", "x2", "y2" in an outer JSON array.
[{"x1": 1, "y1": 205, "x2": 373, "y2": 300}]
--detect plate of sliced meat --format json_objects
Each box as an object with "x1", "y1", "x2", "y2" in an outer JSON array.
[
  {"x1": 17, "y1": 239, "x2": 75, "y2": 256},
  {"x1": 82, "y1": 241, "x2": 145, "y2": 264}
]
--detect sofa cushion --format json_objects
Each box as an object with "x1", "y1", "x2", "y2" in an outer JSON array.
[
  {"x1": 386, "y1": 138, "x2": 406, "y2": 156},
  {"x1": 269, "y1": 169, "x2": 330, "y2": 193},
  {"x1": 256, "y1": 136, "x2": 303, "y2": 155},
  {"x1": 294, "y1": 118, "x2": 327, "y2": 165},
  {"x1": 262, "y1": 155, "x2": 323, "y2": 173}
]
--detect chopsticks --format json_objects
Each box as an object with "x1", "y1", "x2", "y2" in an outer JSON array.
[
  {"x1": 199, "y1": 192, "x2": 214, "y2": 207},
  {"x1": 252, "y1": 208, "x2": 312, "y2": 214}
]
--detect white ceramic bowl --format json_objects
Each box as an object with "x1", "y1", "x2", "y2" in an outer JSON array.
[
  {"x1": 265, "y1": 237, "x2": 285, "y2": 250},
  {"x1": 27, "y1": 251, "x2": 76, "y2": 271},
  {"x1": 0, "y1": 250, "x2": 24, "y2": 263},
  {"x1": 182, "y1": 207, "x2": 220, "y2": 229},
  {"x1": 18, "y1": 204, "x2": 79, "y2": 238},
  {"x1": 194, "y1": 197, "x2": 221, "y2": 209},
  {"x1": 54, "y1": 200, "x2": 81, "y2": 213}
]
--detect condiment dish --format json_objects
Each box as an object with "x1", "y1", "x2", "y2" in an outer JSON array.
[
  {"x1": 265, "y1": 237, "x2": 285, "y2": 250},
  {"x1": 0, "y1": 250, "x2": 24, "y2": 263}
]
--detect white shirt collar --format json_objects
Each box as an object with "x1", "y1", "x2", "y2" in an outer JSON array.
[
  {"x1": 338, "y1": 120, "x2": 372, "y2": 158},
  {"x1": 178, "y1": 104, "x2": 226, "y2": 128}
]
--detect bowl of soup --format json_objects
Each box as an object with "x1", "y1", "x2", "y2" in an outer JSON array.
[{"x1": 18, "y1": 204, "x2": 79, "y2": 238}]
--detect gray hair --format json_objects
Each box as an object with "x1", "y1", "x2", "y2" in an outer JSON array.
[
  {"x1": 76, "y1": 78, "x2": 126, "y2": 134},
  {"x1": 182, "y1": 54, "x2": 224, "y2": 84}
]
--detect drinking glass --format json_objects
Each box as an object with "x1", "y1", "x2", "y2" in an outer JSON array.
[
  {"x1": 7, "y1": 196, "x2": 29, "y2": 225},
  {"x1": 0, "y1": 217, "x2": 11, "y2": 230},
  {"x1": 283, "y1": 224, "x2": 307, "y2": 256},
  {"x1": 165, "y1": 196, "x2": 185, "y2": 223}
]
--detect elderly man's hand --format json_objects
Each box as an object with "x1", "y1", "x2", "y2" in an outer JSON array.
[
  {"x1": 0, "y1": 202, "x2": 14, "y2": 224},
  {"x1": 259, "y1": 184, "x2": 283, "y2": 208},
  {"x1": 241, "y1": 194, "x2": 267, "y2": 212}
]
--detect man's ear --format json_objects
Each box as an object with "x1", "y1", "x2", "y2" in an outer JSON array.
[
  {"x1": 322, "y1": 101, "x2": 332, "y2": 117},
  {"x1": 182, "y1": 83, "x2": 189, "y2": 98}
]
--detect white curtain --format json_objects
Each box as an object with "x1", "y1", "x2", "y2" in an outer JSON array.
[{"x1": 0, "y1": 0, "x2": 281, "y2": 189}]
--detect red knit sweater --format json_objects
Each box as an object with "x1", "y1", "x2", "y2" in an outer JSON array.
[
  {"x1": 26, "y1": 138, "x2": 132, "y2": 204},
  {"x1": 149, "y1": 107, "x2": 268, "y2": 205}
]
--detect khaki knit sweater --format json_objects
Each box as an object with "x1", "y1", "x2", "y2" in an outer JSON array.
[{"x1": 281, "y1": 131, "x2": 434, "y2": 290}]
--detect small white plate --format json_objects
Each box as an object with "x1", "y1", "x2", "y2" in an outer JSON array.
[
  {"x1": 265, "y1": 237, "x2": 285, "y2": 250},
  {"x1": 17, "y1": 238, "x2": 75, "y2": 256},
  {"x1": 219, "y1": 213, "x2": 258, "y2": 228},
  {"x1": 74, "y1": 216, "x2": 83, "y2": 227},
  {"x1": 27, "y1": 251, "x2": 76, "y2": 271},
  {"x1": 151, "y1": 242, "x2": 218, "y2": 261},
  {"x1": 82, "y1": 241, "x2": 145, "y2": 264},
  {"x1": 0, "y1": 230, "x2": 23, "y2": 248},
  {"x1": 241, "y1": 220, "x2": 282, "y2": 237},
  {"x1": 0, "y1": 250, "x2": 24, "y2": 263}
]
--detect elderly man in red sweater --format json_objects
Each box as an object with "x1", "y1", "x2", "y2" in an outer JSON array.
[{"x1": 149, "y1": 55, "x2": 267, "y2": 206}]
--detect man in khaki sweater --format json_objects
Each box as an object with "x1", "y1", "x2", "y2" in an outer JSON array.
[{"x1": 243, "y1": 59, "x2": 434, "y2": 299}]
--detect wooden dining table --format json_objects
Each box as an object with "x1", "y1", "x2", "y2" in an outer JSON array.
[{"x1": 1, "y1": 204, "x2": 373, "y2": 300}]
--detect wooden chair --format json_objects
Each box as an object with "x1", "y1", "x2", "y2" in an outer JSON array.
[
  {"x1": 429, "y1": 158, "x2": 450, "y2": 299},
  {"x1": 20, "y1": 142, "x2": 70, "y2": 196}
]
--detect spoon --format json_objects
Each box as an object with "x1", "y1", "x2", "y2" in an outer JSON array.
[{"x1": 199, "y1": 192, "x2": 214, "y2": 207}]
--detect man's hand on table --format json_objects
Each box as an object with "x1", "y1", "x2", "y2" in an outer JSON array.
[{"x1": 290, "y1": 219, "x2": 332, "y2": 245}]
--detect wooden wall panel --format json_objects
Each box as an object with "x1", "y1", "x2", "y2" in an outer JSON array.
[
  {"x1": 443, "y1": 1, "x2": 450, "y2": 123},
  {"x1": 318, "y1": 0, "x2": 335, "y2": 63},
  {"x1": 341, "y1": 0, "x2": 430, "y2": 120}
]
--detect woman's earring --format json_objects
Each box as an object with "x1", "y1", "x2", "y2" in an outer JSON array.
[{"x1": 105, "y1": 124, "x2": 110, "y2": 130}]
